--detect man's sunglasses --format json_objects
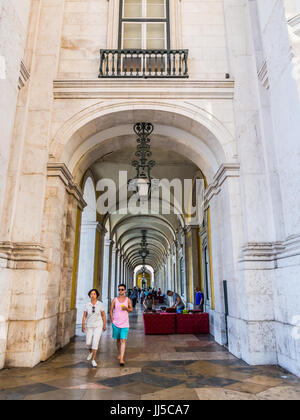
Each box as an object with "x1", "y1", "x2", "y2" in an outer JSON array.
[
  {"x1": 92, "y1": 306, "x2": 95, "y2": 313},
  {"x1": 118, "y1": 288, "x2": 125, "y2": 291}
]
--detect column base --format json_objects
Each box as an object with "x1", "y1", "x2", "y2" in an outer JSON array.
[
  {"x1": 5, "y1": 320, "x2": 44, "y2": 368},
  {"x1": 227, "y1": 316, "x2": 277, "y2": 365},
  {"x1": 57, "y1": 308, "x2": 76, "y2": 349}
]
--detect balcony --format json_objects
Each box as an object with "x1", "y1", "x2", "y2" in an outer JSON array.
[{"x1": 99, "y1": 49, "x2": 189, "y2": 79}]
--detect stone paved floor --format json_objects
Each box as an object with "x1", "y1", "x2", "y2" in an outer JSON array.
[{"x1": 1, "y1": 306, "x2": 300, "y2": 400}]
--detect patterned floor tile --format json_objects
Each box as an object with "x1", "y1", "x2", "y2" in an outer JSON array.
[
  {"x1": 81, "y1": 389, "x2": 140, "y2": 400},
  {"x1": 115, "y1": 381, "x2": 162, "y2": 396},
  {"x1": 23, "y1": 389, "x2": 86, "y2": 400},
  {"x1": 257, "y1": 385, "x2": 300, "y2": 400},
  {"x1": 0, "y1": 306, "x2": 299, "y2": 400},
  {"x1": 244, "y1": 375, "x2": 285, "y2": 387},
  {"x1": 0, "y1": 383, "x2": 58, "y2": 400},
  {"x1": 94, "y1": 367, "x2": 142, "y2": 378},
  {"x1": 143, "y1": 385, "x2": 199, "y2": 400},
  {"x1": 225, "y1": 381, "x2": 270, "y2": 394},
  {"x1": 195, "y1": 387, "x2": 259, "y2": 400}
]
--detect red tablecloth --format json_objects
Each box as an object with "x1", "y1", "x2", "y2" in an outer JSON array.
[
  {"x1": 176, "y1": 313, "x2": 209, "y2": 334},
  {"x1": 143, "y1": 313, "x2": 176, "y2": 335}
]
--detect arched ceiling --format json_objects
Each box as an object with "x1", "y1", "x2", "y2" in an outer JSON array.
[{"x1": 88, "y1": 125, "x2": 204, "y2": 273}]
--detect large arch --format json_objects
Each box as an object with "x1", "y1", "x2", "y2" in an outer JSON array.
[
  {"x1": 50, "y1": 102, "x2": 236, "y2": 183},
  {"x1": 47, "y1": 101, "x2": 241, "y2": 369}
]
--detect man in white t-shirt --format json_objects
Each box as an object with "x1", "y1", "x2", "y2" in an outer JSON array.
[{"x1": 82, "y1": 289, "x2": 106, "y2": 367}]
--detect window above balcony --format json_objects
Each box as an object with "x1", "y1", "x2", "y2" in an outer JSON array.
[
  {"x1": 99, "y1": 0, "x2": 188, "y2": 79},
  {"x1": 120, "y1": 0, "x2": 169, "y2": 50}
]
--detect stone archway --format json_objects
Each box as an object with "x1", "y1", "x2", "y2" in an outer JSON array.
[
  {"x1": 47, "y1": 102, "x2": 242, "y2": 363},
  {"x1": 4, "y1": 101, "x2": 243, "y2": 368}
]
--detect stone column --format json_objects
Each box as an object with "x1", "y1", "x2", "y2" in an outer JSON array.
[
  {"x1": 0, "y1": 0, "x2": 31, "y2": 225},
  {"x1": 102, "y1": 238, "x2": 112, "y2": 313},
  {"x1": 108, "y1": 243, "x2": 116, "y2": 309},
  {"x1": 95, "y1": 225, "x2": 107, "y2": 294},
  {"x1": 111, "y1": 246, "x2": 118, "y2": 300},
  {"x1": 205, "y1": 166, "x2": 243, "y2": 348},
  {"x1": 223, "y1": 0, "x2": 280, "y2": 365},
  {"x1": 76, "y1": 221, "x2": 98, "y2": 324},
  {"x1": 56, "y1": 186, "x2": 86, "y2": 350},
  {"x1": 167, "y1": 252, "x2": 172, "y2": 292},
  {"x1": 119, "y1": 254, "x2": 123, "y2": 284},
  {"x1": 41, "y1": 164, "x2": 85, "y2": 360},
  {"x1": 116, "y1": 250, "x2": 121, "y2": 288},
  {"x1": 175, "y1": 240, "x2": 182, "y2": 295},
  {"x1": 1, "y1": 0, "x2": 66, "y2": 368}
]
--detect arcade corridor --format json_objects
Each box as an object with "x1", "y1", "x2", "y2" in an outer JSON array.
[{"x1": 0, "y1": 306, "x2": 299, "y2": 400}]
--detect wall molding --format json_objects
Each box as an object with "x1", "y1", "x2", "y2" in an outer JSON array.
[
  {"x1": 239, "y1": 233, "x2": 300, "y2": 265},
  {"x1": 53, "y1": 79, "x2": 235, "y2": 100},
  {"x1": 47, "y1": 163, "x2": 86, "y2": 210},
  {"x1": 287, "y1": 13, "x2": 300, "y2": 36},
  {"x1": 257, "y1": 60, "x2": 270, "y2": 90},
  {"x1": 0, "y1": 242, "x2": 47, "y2": 269},
  {"x1": 205, "y1": 163, "x2": 240, "y2": 203},
  {"x1": 18, "y1": 60, "x2": 30, "y2": 89}
]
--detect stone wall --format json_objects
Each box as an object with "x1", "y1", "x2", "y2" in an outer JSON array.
[
  {"x1": 0, "y1": 0, "x2": 299, "y2": 377},
  {"x1": 57, "y1": 0, "x2": 229, "y2": 80},
  {"x1": 256, "y1": 0, "x2": 300, "y2": 377},
  {"x1": 0, "y1": 0, "x2": 31, "y2": 370}
]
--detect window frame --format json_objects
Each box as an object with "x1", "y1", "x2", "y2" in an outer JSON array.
[{"x1": 118, "y1": 0, "x2": 170, "y2": 50}]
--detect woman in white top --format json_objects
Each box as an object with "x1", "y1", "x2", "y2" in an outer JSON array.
[{"x1": 82, "y1": 289, "x2": 106, "y2": 368}]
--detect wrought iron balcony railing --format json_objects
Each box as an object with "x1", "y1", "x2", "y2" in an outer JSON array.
[{"x1": 99, "y1": 49, "x2": 189, "y2": 79}]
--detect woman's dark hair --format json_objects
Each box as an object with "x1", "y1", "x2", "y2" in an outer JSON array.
[
  {"x1": 147, "y1": 294, "x2": 152, "y2": 299},
  {"x1": 88, "y1": 289, "x2": 100, "y2": 298},
  {"x1": 118, "y1": 284, "x2": 126, "y2": 290}
]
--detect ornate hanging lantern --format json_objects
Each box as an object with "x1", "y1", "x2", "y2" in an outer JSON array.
[{"x1": 129, "y1": 122, "x2": 156, "y2": 201}]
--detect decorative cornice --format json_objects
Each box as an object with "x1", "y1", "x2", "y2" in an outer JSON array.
[
  {"x1": 47, "y1": 163, "x2": 86, "y2": 210},
  {"x1": 239, "y1": 234, "x2": 300, "y2": 265},
  {"x1": 279, "y1": 233, "x2": 300, "y2": 260},
  {"x1": 287, "y1": 13, "x2": 300, "y2": 36},
  {"x1": 47, "y1": 162, "x2": 73, "y2": 186},
  {"x1": 240, "y1": 242, "x2": 285, "y2": 260},
  {"x1": 18, "y1": 60, "x2": 30, "y2": 89},
  {"x1": 53, "y1": 79, "x2": 235, "y2": 100},
  {"x1": 0, "y1": 242, "x2": 47, "y2": 269},
  {"x1": 205, "y1": 163, "x2": 240, "y2": 203}
]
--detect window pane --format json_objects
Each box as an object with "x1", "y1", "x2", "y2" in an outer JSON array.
[
  {"x1": 147, "y1": 0, "x2": 165, "y2": 18},
  {"x1": 123, "y1": 23, "x2": 142, "y2": 49},
  {"x1": 123, "y1": 39, "x2": 143, "y2": 49},
  {"x1": 147, "y1": 39, "x2": 165, "y2": 49},
  {"x1": 124, "y1": 23, "x2": 142, "y2": 38},
  {"x1": 147, "y1": 23, "x2": 165, "y2": 39},
  {"x1": 147, "y1": 23, "x2": 165, "y2": 49},
  {"x1": 124, "y1": 0, "x2": 142, "y2": 18}
]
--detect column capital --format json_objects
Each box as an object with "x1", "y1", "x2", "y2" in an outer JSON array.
[
  {"x1": 205, "y1": 163, "x2": 240, "y2": 204},
  {"x1": 47, "y1": 163, "x2": 86, "y2": 210},
  {"x1": 0, "y1": 241, "x2": 47, "y2": 270},
  {"x1": 97, "y1": 224, "x2": 107, "y2": 235},
  {"x1": 81, "y1": 221, "x2": 99, "y2": 230}
]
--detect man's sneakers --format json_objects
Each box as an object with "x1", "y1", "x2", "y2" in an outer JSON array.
[{"x1": 91, "y1": 360, "x2": 98, "y2": 368}]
